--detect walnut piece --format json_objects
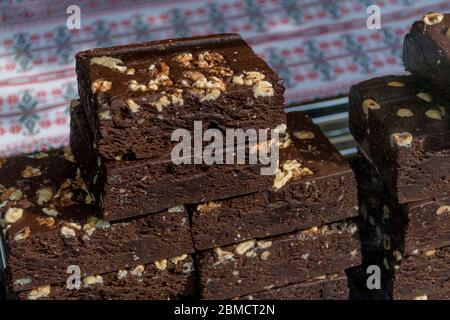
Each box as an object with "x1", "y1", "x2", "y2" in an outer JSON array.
[
  {"x1": 4, "y1": 207, "x2": 23, "y2": 224},
  {"x1": 396, "y1": 108, "x2": 414, "y2": 118},
  {"x1": 90, "y1": 56, "x2": 132, "y2": 74},
  {"x1": 293, "y1": 130, "x2": 315, "y2": 140},
  {"x1": 233, "y1": 71, "x2": 274, "y2": 98},
  {"x1": 425, "y1": 109, "x2": 443, "y2": 120},
  {"x1": 130, "y1": 265, "x2": 145, "y2": 277},
  {"x1": 36, "y1": 187, "x2": 53, "y2": 205},
  {"x1": 154, "y1": 259, "x2": 168, "y2": 271},
  {"x1": 213, "y1": 247, "x2": 234, "y2": 264},
  {"x1": 126, "y1": 98, "x2": 141, "y2": 113},
  {"x1": 42, "y1": 207, "x2": 59, "y2": 217},
  {"x1": 253, "y1": 81, "x2": 274, "y2": 98},
  {"x1": 257, "y1": 240, "x2": 272, "y2": 249},
  {"x1": 387, "y1": 81, "x2": 405, "y2": 87},
  {"x1": 391, "y1": 132, "x2": 413, "y2": 148},
  {"x1": 195, "y1": 51, "x2": 224, "y2": 68},
  {"x1": 91, "y1": 79, "x2": 112, "y2": 93},
  {"x1": 60, "y1": 223, "x2": 81, "y2": 238},
  {"x1": 21, "y1": 166, "x2": 42, "y2": 178},
  {"x1": 82, "y1": 275, "x2": 103, "y2": 286},
  {"x1": 173, "y1": 53, "x2": 193, "y2": 67},
  {"x1": 273, "y1": 160, "x2": 313, "y2": 190},
  {"x1": 14, "y1": 226, "x2": 31, "y2": 241},
  {"x1": 362, "y1": 99, "x2": 380, "y2": 115},
  {"x1": 417, "y1": 92, "x2": 432, "y2": 102},
  {"x1": 36, "y1": 216, "x2": 55, "y2": 228},
  {"x1": 260, "y1": 251, "x2": 270, "y2": 260},
  {"x1": 117, "y1": 270, "x2": 128, "y2": 280},
  {"x1": 27, "y1": 285, "x2": 51, "y2": 300},
  {"x1": 235, "y1": 239, "x2": 256, "y2": 255},
  {"x1": 197, "y1": 201, "x2": 221, "y2": 214},
  {"x1": 424, "y1": 249, "x2": 436, "y2": 257},
  {"x1": 436, "y1": 205, "x2": 450, "y2": 215},
  {"x1": 171, "y1": 254, "x2": 188, "y2": 264},
  {"x1": 422, "y1": 12, "x2": 444, "y2": 26}
]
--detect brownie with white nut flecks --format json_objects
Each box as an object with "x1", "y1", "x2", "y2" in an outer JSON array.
[
  {"x1": 349, "y1": 156, "x2": 450, "y2": 300},
  {"x1": 191, "y1": 111, "x2": 358, "y2": 251},
  {"x1": 75, "y1": 33, "x2": 285, "y2": 161},
  {"x1": 404, "y1": 13, "x2": 450, "y2": 102},
  {"x1": 0, "y1": 150, "x2": 193, "y2": 293},
  {"x1": 349, "y1": 75, "x2": 450, "y2": 203},
  {"x1": 8, "y1": 254, "x2": 196, "y2": 300},
  {"x1": 198, "y1": 219, "x2": 361, "y2": 300}
]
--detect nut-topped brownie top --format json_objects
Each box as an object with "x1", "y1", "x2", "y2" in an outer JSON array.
[
  {"x1": 349, "y1": 75, "x2": 450, "y2": 149},
  {"x1": 77, "y1": 33, "x2": 279, "y2": 108},
  {"x1": 0, "y1": 149, "x2": 97, "y2": 242},
  {"x1": 76, "y1": 34, "x2": 285, "y2": 160}
]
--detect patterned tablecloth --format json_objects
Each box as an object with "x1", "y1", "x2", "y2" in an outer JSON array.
[{"x1": 0, "y1": 0, "x2": 448, "y2": 155}]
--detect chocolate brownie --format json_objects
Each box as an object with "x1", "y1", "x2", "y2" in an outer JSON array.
[
  {"x1": 76, "y1": 33, "x2": 285, "y2": 160},
  {"x1": 198, "y1": 220, "x2": 361, "y2": 299},
  {"x1": 403, "y1": 12, "x2": 450, "y2": 101},
  {"x1": 191, "y1": 112, "x2": 358, "y2": 250},
  {"x1": 349, "y1": 75, "x2": 450, "y2": 203},
  {"x1": 8, "y1": 255, "x2": 196, "y2": 300},
  {"x1": 238, "y1": 272, "x2": 349, "y2": 300},
  {"x1": 71, "y1": 100, "x2": 275, "y2": 221},
  {"x1": 352, "y1": 157, "x2": 450, "y2": 300},
  {"x1": 0, "y1": 150, "x2": 193, "y2": 292},
  {"x1": 355, "y1": 155, "x2": 450, "y2": 255},
  {"x1": 389, "y1": 246, "x2": 450, "y2": 300}
]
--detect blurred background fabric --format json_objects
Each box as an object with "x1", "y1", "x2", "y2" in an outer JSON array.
[{"x1": 0, "y1": 0, "x2": 449, "y2": 155}]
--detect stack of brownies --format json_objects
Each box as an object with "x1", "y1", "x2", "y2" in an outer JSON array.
[
  {"x1": 0, "y1": 33, "x2": 360, "y2": 300},
  {"x1": 348, "y1": 12, "x2": 450, "y2": 300},
  {"x1": 192, "y1": 110, "x2": 360, "y2": 300}
]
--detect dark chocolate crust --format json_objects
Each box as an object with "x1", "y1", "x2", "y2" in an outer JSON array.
[
  {"x1": 191, "y1": 112, "x2": 358, "y2": 250},
  {"x1": 75, "y1": 33, "x2": 285, "y2": 160},
  {"x1": 0, "y1": 150, "x2": 193, "y2": 292},
  {"x1": 403, "y1": 13, "x2": 450, "y2": 101},
  {"x1": 238, "y1": 272, "x2": 349, "y2": 300},
  {"x1": 198, "y1": 220, "x2": 361, "y2": 300},
  {"x1": 9, "y1": 255, "x2": 196, "y2": 300},
  {"x1": 349, "y1": 75, "x2": 450, "y2": 203}
]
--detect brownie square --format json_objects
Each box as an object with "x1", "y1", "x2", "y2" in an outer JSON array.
[
  {"x1": 70, "y1": 100, "x2": 275, "y2": 221},
  {"x1": 8, "y1": 255, "x2": 196, "y2": 300},
  {"x1": 0, "y1": 150, "x2": 193, "y2": 292},
  {"x1": 191, "y1": 111, "x2": 358, "y2": 250},
  {"x1": 237, "y1": 272, "x2": 349, "y2": 300},
  {"x1": 75, "y1": 33, "x2": 285, "y2": 160},
  {"x1": 404, "y1": 12, "x2": 450, "y2": 101},
  {"x1": 349, "y1": 75, "x2": 450, "y2": 203},
  {"x1": 352, "y1": 156, "x2": 450, "y2": 300},
  {"x1": 197, "y1": 220, "x2": 361, "y2": 299},
  {"x1": 355, "y1": 155, "x2": 450, "y2": 256}
]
